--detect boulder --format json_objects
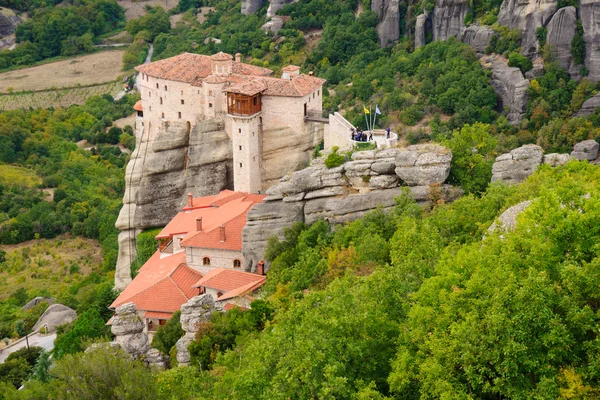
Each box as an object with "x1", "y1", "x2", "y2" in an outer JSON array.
[
  {"x1": 22, "y1": 297, "x2": 55, "y2": 311},
  {"x1": 369, "y1": 175, "x2": 399, "y2": 190},
  {"x1": 543, "y1": 153, "x2": 572, "y2": 166},
  {"x1": 488, "y1": 200, "x2": 532, "y2": 233},
  {"x1": 32, "y1": 304, "x2": 77, "y2": 333},
  {"x1": 145, "y1": 348, "x2": 169, "y2": 369},
  {"x1": 432, "y1": 0, "x2": 469, "y2": 41},
  {"x1": 0, "y1": 10, "x2": 21, "y2": 37},
  {"x1": 261, "y1": 16, "x2": 284, "y2": 34},
  {"x1": 486, "y1": 56, "x2": 530, "y2": 125},
  {"x1": 575, "y1": 93, "x2": 600, "y2": 117},
  {"x1": 394, "y1": 144, "x2": 452, "y2": 186},
  {"x1": 415, "y1": 12, "x2": 430, "y2": 48},
  {"x1": 571, "y1": 139, "x2": 599, "y2": 161},
  {"x1": 497, "y1": 0, "x2": 558, "y2": 57},
  {"x1": 546, "y1": 7, "x2": 577, "y2": 72},
  {"x1": 457, "y1": 25, "x2": 495, "y2": 54},
  {"x1": 491, "y1": 144, "x2": 543, "y2": 184},
  {"x1": 374, "y1": 0, "x2": 401, "y2": 46},
  {"x1": 581, "y1": 0, "x2": 600, "y2": 81},
  {"x1": 176, "y1": 295, "x2": 216, "y2": 366},
  {"x1": 241, "y1": 0, "x2": 267, "y2": 14}
]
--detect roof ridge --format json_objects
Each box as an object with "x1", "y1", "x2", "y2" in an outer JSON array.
[{"x1": 114, "y1": 277, "x2": 171, "y2": 309}]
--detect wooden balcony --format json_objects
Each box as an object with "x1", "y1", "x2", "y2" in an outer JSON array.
[{"x1": 227, "y1": 93, "x2": 262, "y2": 117}]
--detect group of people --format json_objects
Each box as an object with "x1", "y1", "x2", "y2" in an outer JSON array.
[
  {"x1": 351, "y1": 127, "x2": 373, "y2": 142},
  {"x1": 350, "y1": 127, "x2": 392, "y2": 141}
]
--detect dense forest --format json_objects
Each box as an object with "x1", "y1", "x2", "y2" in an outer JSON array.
[{"x1": 1, "y1": 0, "x2": 600, "y2": 397}]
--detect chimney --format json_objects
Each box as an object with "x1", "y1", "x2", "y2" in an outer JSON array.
[
  {"x1": 196, "y1": 217, "x2": 202, "y2": 231},
  {"x1": 257, "y1": 260, "x2": 265, "y2": 276},
  {"x1": 186, "y1": 192, "x2": 193, "y2": 208},
  {"x1": 309, "y1": 71, "x2": 313, "y2": 76},
  {"x1": 235, "y1": 53, "x2": 241, "y2": 63},
  {"x1": 219, "y1": 224, "x2": 226, "y2": 242}
]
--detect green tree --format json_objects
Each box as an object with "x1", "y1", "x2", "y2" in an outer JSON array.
[{"x1": 151, "y1": 310, "x2": 184, "y2": 355}]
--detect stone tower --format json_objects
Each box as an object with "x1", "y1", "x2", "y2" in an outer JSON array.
[{"x1": 230, "y1": 112, "x2": 262, "y2": 193}]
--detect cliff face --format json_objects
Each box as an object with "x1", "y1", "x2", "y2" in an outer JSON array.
[
  {"x1": 581, "y1": 0, "x2": 600, "y2": 81},
  {"x1": 242, "y1": 145, "x2": 462, "y2": 272},
  {"x1": 372, "y1": 0, "x2": 401, "y2": 46},
  {"x1": 546, "y1": 6, "x2": 577, "y2": 72},
  {"x1": 432, "y1": 0, "x2": 469, "y2": 41},
  {"x1": 497, "y1": 0, "x2": 558, "y2": 57},
  {"x1": 241, "y1": 0, "x2": 267, "y2": 15},
  {"x1": 114, "y1": 119, "x2": 232, "y2": 290}
]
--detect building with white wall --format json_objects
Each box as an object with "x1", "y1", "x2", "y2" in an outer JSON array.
[{"x1": 135, "y1": 52, "x2": 325, "y2": 193}]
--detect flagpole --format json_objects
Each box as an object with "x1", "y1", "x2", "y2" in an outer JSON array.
[
  {"x1": 364, "y1": 106, "x2": 369, "y2": 135},
  {"x1": 369, "y1": 105, "x2": 373, "y2": 133},
  {"x1": 373, "y1": 107, "x2": 378, "y2": 133}
]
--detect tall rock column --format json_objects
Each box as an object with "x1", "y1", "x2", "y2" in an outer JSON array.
[
  {"x1": 372, "y1": 0, "x2": 401, "y2": 46},
  {"x1": 432, "y1": 0, "x2": 469, "y2": 41},
  {"x1": 241, "y1": 0, "x2": 267, "y2": 14},
  {"x1": 546, "y1": 6, "x2": 577, "y2": 72},
  {"x1": 415, "y1": 12, "x2": 431, "y2": 48},
  {"x1": 176, "y1": 295, "x2": 218, "y2": 367},
  {"x1": 581, "y1": 0, "x2": 600, "y2": 81}
]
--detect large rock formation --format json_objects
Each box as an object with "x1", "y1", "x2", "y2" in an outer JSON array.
[
  {"x1": 176, "y1": 295, "x2": 217, "y2": 366},
  {"x1": 114, "y1": 119, "x2": 232, "y2": 290},
  {"x1": 575, "y1": 93, "x2": 600, "y2": 117},
  {"x1": 432, "y1": 0, "x2": 469, "y2": 41},
  {"x1": 488, "y1": 200, "x2": 532, "y2": 233},
  {"x1": 571, "y1": 139, "x2": 599, "y2": 161},
  {"x1": 483, "y1": 56, "x2": 530, "y2": 125},
  {"x1": 0, "y1": 8, "x2": 21, "y2": 37},
  {"x1": 109, "y1": 303, "x2": 168, "y2": 368},
  {"x1": 491, "y1": 144, "x2": 544, "y2": 184},
  {"x1": 581, "y1": 0, "x2": 600, "y2": 81},
  {"x1": 373, "y1": 0, "x2": 401, "y2": 46},
  {"x1": 497, "y1": 0, "x2": 558, "y2": 57},
  {"x1": 32, "y1": 304, "x2": 77, "y2": 333},
  {"x1": 457, "y1": 25, "x2": 495, "y2": 54},
  {"x1": 243, "y1": 146, "x2": 462, "y2": 272},
  {"x1": 241, "y1": 0, "x2": 267, "y2": 15},
  {"x1": 267, "y1": 0, "x2": 297, "y2": 17},
  {"x1": 415, "y1": 12, "x2": 431, "y2": 48},
  {"x1": 22, "y1": 297, "x2": 55, "y2": 311},
  {"x1": 546, "y1": 6, "x2": 577, "y2": 72}
]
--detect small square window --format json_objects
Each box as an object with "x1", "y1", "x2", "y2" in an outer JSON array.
[
  {"x1": 160, "y1": 97, "x2": 163, "y2": 105},
  {"x1": 313, "y1": 92, "x2": 315, "y2": 98},
  {"x1": 318, "y1": 90, "x2": 320, "y2": 96},
  {"x1": 178, "y1": 112, "x2": 182, "y2": 119},
  {"x1": 181, "y1": 99, "x2": 185, "y2": 105},
  {"x1": 209, "y1": 103, "x2": 213, "y2": 108}
]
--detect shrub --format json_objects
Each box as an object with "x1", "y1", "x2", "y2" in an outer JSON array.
[
  {"x1": 151, "y1": 310, "x2": 184, "y2": 356},
  {"x1": 324, "y1": 146, "x2": 346, "y2": 168},
  {"x1": 508, "y1": 52, "x2": 533, "y2": 73}
]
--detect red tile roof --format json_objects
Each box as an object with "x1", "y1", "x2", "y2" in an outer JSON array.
[
  {"x1": 193, "y1": 268, "x2": 266, "y2": 296},
  {"x1": 223, "y1": 303, "x2": 248, "y2": 311},
  {"x1": 282, "y1": 65, "x2": 301, "y2": 72},
  {"x1": 225, "y1": 74, "x2": 326, "y2": 97},
  {"x1": 211, "y1": 51, "x2": 232, "y2": 61},
  {"x1": 144, "y1": 311, "x2": 175, "y2": 319},
  {"x1": 135, "y1": 53, "x2": 272, "y2": 85},
  {"x1": 133, "y1": 100, "x2": 143, "y2": 111},
  {"x1": 158, "y1": 191, "x2": 265, "y2": 252},
  {"x1": 110, "y1": 251, "x2": 202, "y2": 313}
]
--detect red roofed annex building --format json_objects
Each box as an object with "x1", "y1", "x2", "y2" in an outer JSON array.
[
  {"x1": 110, "y1": 190, "x2": 266, "y2": 337},
  {"x1": 134, "y1": 51, "x2": 326, "y2": 194}
]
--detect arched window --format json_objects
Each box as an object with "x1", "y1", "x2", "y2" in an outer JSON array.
[
  {"x1": 156, "y1": 83, "x2": 159, "y2": 89},
  {"x1": 160, "y1": 97, "x2": 163, "y2": 105},
  {"x1": 233, "y1": 259, "x2": 241, "y2": 268},
  {"x1": 203, "y1": 257, "x2": 210, "y2": 266}
]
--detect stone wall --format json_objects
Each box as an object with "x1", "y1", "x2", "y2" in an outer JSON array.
[
  {"x1": 186, "y1": 247, "x2": 243, "y2": 272},
  {"x1": 242, "y1": 144, "x2": 462, "y2": 272}
]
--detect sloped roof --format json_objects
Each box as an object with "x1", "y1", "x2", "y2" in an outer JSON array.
[
  {"x1": 135, "y1": 52, "x2": 272, "y2": 85},
  {"x1": 225, "y1": 74, "x2": 326, "y2": 97},
  {"x1": 158, "y1": 192, "x2": 265, "y2": 252},
  {"x1": 133, "y1": 100, "x2": 143, "y2": 111},
  {"x1": 282, "y1": 65, "x2": 301, "y2": 72},
  {"x1": 193, "y1": 268, "x2": 266, "y2": 294},
  {"x1": 110, "y1": 251, "x2": 201, "y2": 313}
]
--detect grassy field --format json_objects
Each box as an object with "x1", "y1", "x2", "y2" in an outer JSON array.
[
  {"x1": 0, "y1": 81, "x2": 122, "y2": 110},
  {"x1": 0, "y1": 235, "x2": 103, "y2": 301},
  {"x1": 0, "y1": 50, "x2": 125, "y2": 94},
  {"x1": 117, "y1": 0, "x2": 178, "y2": 20},
  {"x1": 0, "y1": 164, "x2": 41, "y2": 187}
]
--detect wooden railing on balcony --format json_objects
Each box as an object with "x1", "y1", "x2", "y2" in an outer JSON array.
[{"x1": 227, "y1": 93, "x2": 262, "y2": 116}]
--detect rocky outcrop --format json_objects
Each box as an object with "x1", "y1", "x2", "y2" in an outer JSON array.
[
  {"x1": 241, "y1": 0, "x2": 267, "y2": 15},
  {"x1": 373, "y1": 0, "x2": 401, "y2": 46},
  {"x1": 491, "y1": 144, "x2": 544, "y2": 184},
  {"x1": 176, "y1": 295, "x2": 218, "y2": 366},
  {"x1": 432, "y1": 0, "x2": 469, "y2": 41},
  {"x1": 22, "y1": 297, "x2": 55, "y2": 311},
  {"x1": 575, "y1": 93, "x2": 600, "y2": 117},
  {"x1": 581, "y1": 0, "x2": 600, "y2": 81},
  {"x1": 571, "y1": 139, "x2": 599, "y2": 161},
  {"x1": 110, "y1": 303, "x2": 150, "y2": 359},
  {"x1": 261, "y1": 16, "x2": 284, "y2": 34},
  {"x1": 415, "y1": 12, "x2": 431, "y2": 48},
  {"x1": 497, "y1": 0, "x2": 558, "y2": 57},
  {"x1": 114, "y1": 119, "x2": 232, "y2": 290},
  {"x1": 267, "y1": 0, "x2": 298, "y2": 17},
  {"x1": 32, "y1": 304, "x2": 77, "y2": 333},
  {"x1": 483, "y1": 56, "x2": 530, "y2": 125},
  {"x1": 543, "y1": 153, "x2": 572, "y2": 166},
  {"x1": 243, "y1": 146, "x2": 462, "y2": 272},
  {"x1": 0, "y1": 9, "x2": 22, "y2": 37},
  {"x1": 488, "y1": 200, "x2": 532, "y2": 233},
  {"x1": 457, "y1": 25, "x2": 495, "y2": 54},
  {"x1": 109, "y1": 303, "x2": 168, "y2": 368},
  {"x1": 546, "y1": 6, "x2": 577, "y2": 72}
]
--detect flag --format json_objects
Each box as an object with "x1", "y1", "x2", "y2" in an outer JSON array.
[
  {"x1": 363, "y1": 106, "x2": 370, "y2": 114},
  {"x1": 375, "y1": 105, "x2": 382, "y2": 115}
]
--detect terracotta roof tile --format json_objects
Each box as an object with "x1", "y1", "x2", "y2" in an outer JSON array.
[
  {"x1": 223, "y1": 303, "x2": 248, "y2": 311},
  {"x1": 225, "y1": 75, "x2": 326, "y2": 97},
  {"x1": 133, "y1": 100, "x2": 143, "y2": 111},
  {"x1": 193, "y1": 268, "x2": 265, "y2": 293},
  {"x1": 282, "y1": 65, "x2": 301, "y2": 72},
  {"x1": 144, "y1": 311, "x2": 175, "y2": 319},
  {"x1": 211, "y1": 51, "x2": 233, "y2": 61},
  {"x1": 217, "y1": 279, "x2": 265, "y2": 301}
]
